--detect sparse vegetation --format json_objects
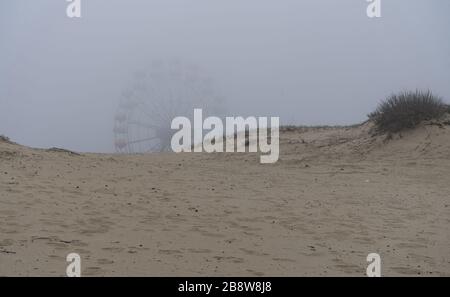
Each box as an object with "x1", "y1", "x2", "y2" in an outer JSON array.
[
  {"x1": 0, "y1": 135, "x2": 10, "y2": 142},
  {"x1": 46, "y1": 147, "x2": 81, "y2": 156},
  {"x1": 369, "y1": 90, "x2": 447, "y2": 133}
]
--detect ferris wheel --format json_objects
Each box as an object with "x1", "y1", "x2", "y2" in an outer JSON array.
[{"x1": 114, "y1": 60, "x2": 225, "y2": 153}]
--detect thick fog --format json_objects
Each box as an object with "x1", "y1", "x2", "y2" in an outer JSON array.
[{"x1": 1, "y1": 0, "x2": 449, "y2": 152}]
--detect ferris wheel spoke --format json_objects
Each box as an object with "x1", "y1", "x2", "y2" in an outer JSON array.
[
  {"x1": 166, "y1": 94, "x2": 185, "y2": 118},
  {"x1": 154, "y1": 98, "x2": 173, "y2": 122},
  {"x1": 128, "y1": 136, "x2": 159, "y2": 145},
  {"x1": 162, "y1": 143, "x2": 172, "y2": 152},
  {"x1": 137, "y1": 100, "x2": 171, "y2": 124},
  {"x1": 146, "y1": 142, "x2": 162, "y2": 152},
  {"x1": 151, "y1": 86, "x2": 172, "y2": 120},
  {"x1": 127, "y1": 121, "x2": 161, "y2": 130}
]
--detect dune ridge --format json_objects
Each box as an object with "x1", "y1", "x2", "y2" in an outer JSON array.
[{"x1": 1, "y1": 117, "x2": 450, "y2": 276}]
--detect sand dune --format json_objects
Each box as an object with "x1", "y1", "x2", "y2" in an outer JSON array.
[{"x1": 1, "y1": 118, "x2": 449, "y2": 276}]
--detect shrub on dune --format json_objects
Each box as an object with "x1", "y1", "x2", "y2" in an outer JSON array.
[{"x1": 369, "y1": 90, "x2": 447, "y2": 133}]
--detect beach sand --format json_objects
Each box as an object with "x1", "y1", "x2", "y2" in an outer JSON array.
[{"x1": 1, "y1": 120, "x2": 449, "y2": 276}]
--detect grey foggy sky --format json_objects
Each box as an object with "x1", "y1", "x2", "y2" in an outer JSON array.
[{"x1": 1, "y1": 0, "x2": 449, "y2": 152}]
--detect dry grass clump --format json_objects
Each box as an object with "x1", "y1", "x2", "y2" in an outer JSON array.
[
  {"x1": 369, "y1": 90, "x2": 447, "y2": 133},
  {"x1": 0, "y1": 135, "x2": 11, "y2": 143}
]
